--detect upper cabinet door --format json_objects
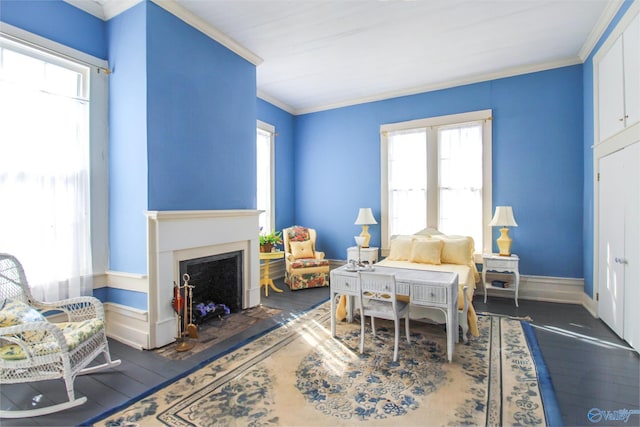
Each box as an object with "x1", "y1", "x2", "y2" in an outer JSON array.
[
  {"x1": 599, "y1": 36, "x2": 625, "y2": 142},
  {"x1": 623, "y1": 13, "x2": 639, "y2": 130}
]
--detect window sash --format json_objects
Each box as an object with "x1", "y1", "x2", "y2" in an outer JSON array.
[
  {"x1": 0, "y1": 36, "x2": 94, "y2": 300},
  {"x1": 381, "y1": 110, "x2": 492, "y2": 256}
]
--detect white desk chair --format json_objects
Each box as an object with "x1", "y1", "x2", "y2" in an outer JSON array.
[{"x1": 358, "y1": 272, "x2": 410, "y2": 362}]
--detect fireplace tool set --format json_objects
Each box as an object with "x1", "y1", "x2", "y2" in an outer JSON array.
[{"x1": 172, "y1": 273, "x2": 198, "y2": 352}]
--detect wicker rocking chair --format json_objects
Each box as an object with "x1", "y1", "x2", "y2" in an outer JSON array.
[{"x1": 0, "y1": 253, "x2": 121, "y2": 418}]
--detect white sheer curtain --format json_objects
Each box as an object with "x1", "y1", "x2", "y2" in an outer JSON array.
[{"x1": 0, "y1": 39, "x2": 93, "y2": 301}]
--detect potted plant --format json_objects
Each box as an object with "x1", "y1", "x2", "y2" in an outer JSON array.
[{"x1": 259, "y1": 229, "x2": 282, "y2": 253}]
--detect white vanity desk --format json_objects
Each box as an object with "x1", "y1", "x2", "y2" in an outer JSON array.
[{"x1": 330, "y1": 265, "x2": 459, "y2": 362}]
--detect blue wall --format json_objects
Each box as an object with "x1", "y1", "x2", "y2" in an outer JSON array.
[
  {"x1": 105, "y1": 2, "x2": 258, "y2": 277},
  {"x1": 146, "y1": 3, "x2": 257, "y2": 211},
  {"x1": 295, "y1": 66, "x2": 585, "y2": 279},
  {"x1": 107, "y1": 2, "x2": 148, "y2": 274},
  {"x1": 0, "y1": 0, "x2": 107, "y2": 59}
]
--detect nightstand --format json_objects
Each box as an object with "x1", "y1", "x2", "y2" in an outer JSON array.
[
  {"x1": 347, "y1": 246, "x2": 378, "y2": 265},
  {"x1": 482, "y1": 254, "x2": 520, "y2": 307}
]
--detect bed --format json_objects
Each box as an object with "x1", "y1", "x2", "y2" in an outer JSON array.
[{"x1": 375, "y1": 229, "x2": 480, "y2": 340}]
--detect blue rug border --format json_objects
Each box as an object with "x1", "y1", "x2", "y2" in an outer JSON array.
[
  {"x1": 521, "y1": 320, "x2": 565, "y2": 427},
  {"x1": 79, "y1": 297, "x2": 329, "y2": 426}
]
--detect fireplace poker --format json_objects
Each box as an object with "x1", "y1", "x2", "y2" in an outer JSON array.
[
  {"x1": 175, "y1": 275, "x2": 195, "y2": 352},
  {"x1": 185, "y1": 274, "x2": 198, "y2": 338}
]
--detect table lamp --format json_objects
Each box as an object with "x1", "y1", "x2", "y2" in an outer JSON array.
[
  {"x1": 354, "y1": 208, "x2": 377, "y2": 248},
  {"x1": 489, "y1": 206, "x2": 518, "y2": 256},
  {"x1": 354, "y1": 236, "x2": 366, "y2": 265}
]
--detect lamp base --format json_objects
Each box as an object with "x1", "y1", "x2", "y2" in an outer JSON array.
[
  {"x1": 360, "y1": 225, "x2": 371, "y2": 248},
  {"x1": 496, "y1": 227, "x2": 512, "y2": 256}
]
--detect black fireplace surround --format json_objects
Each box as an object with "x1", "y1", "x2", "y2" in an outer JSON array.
[{"x1": 178, "y1": 250, "x2": 243, "y2": 319}]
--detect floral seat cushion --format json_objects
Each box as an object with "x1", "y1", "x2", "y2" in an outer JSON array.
[
  {"x1": 0, "y1": 299, "x2": 105, "y2": 360},
  {"x1": 289, "y1": 258, "x2": 330, "y2": 269}
]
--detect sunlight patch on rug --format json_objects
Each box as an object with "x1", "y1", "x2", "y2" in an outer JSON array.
[{"x1": 94, "y1": 303, "x2": 553, "y2": 426}]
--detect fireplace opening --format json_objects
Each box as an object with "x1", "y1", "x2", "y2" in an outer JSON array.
[{"x1": 179, "y1": 250, "x2": 243, "y2": 324}]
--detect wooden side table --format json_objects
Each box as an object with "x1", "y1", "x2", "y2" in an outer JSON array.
[
  {"x1": 259, "y1": 251, "x2": 285, "y2": 297},
  {"x1": 346, "y1": 246, "x2": 378, "y2": 264},
  {"x1": 482, "y1": 254, "x2": 520, "y2": 307}
]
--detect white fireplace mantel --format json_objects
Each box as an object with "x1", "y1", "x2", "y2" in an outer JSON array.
[{"x1": 145, "y1": 209, "x2": 261, "y2": 348}]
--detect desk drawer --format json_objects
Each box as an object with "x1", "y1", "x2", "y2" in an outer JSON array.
[
  {"x1": 331, "y1": 275, "x2": 359, "y2": 293},
  {"x1": 410, "y1": 285, "x2": 448, "y2": 305}
]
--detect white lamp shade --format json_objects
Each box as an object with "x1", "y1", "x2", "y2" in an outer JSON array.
[
  {"x1": 489, "y1": 206, "x2": 518, "y2": 227},
  {"x1": 354, "y1": 236, "x2": 366, "y2": 246},
  {"x1": 354, "y1": 208, "x2": 377, "y2": 225}
]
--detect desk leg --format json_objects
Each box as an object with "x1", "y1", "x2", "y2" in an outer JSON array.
[
  {"x1": 482, "y1": 268, "x2": 488, "y2": 303},
  {"x1": 514, "y1": 271, "x2": 520, "y2": 307},
  {"x1": 331, "y1": 291, "x2": 336, "y2": 337},
  {"x1": 260, "y1": 259, "x2": 283, "y2": 297}
]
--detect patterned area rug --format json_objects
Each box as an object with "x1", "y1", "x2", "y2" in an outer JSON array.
[{"x1": 89, "y1": 302, "x2": 560, "y2": 426}]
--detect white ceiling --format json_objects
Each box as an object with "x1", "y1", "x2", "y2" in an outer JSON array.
[{"x1": 70, "y1": 0, "x2": 620, "y2": 114}]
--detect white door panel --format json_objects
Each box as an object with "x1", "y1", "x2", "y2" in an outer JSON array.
[
  {"x1": 623, "y1": 142, "x2": 639, "y2": 352},
  {"x1": 598, "y1": 148, "x2": 626, "y2": 336}
]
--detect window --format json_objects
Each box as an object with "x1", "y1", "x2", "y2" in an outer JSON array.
[
  {"x1": 0, "y1": 32, "x2": 108, "y2": 301},
  {"x1": 256, "y1": 121, "x2": 275, "y2": 234},
  {"x1": 381, "y1": 110, "x2": 492, "y2": 255}
]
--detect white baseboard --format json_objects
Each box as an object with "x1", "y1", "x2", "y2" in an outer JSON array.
[{"x1": 104, "y1": 302, "x2": 150, "y2": 350}]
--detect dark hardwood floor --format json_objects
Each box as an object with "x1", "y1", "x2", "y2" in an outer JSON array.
[{"x1": 1, "y1": 279, "x2": 638, "y2": 427}]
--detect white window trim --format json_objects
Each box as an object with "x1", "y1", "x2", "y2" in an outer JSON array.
[
  {"x1": 257, "y1": 120, "x2": 276, "y2": 233},
  {"x1": 380, "y1": 109, "x2": 493, "y2": 256},
  {"x1": 1, "y1": 23, "x2": 110, "y2": 274}
]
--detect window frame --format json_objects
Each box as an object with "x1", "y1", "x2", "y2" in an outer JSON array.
[
  {"x1": 1, "y1": 24, "x2": 110, "y2": 274},
  {"x1": 380, "y1": 109, "x2": 493, "y2": 258},
  {"x1": 256, "y1": 120, "x2": 276, "y2": 234}
]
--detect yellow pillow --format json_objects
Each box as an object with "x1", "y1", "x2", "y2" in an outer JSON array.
[
  {"x1": 409, "y1": 239, "x2": 443, "y2": 265},
  {"x1": 290, "y1": 240, "x2": 314, "y2": 259},
  {"x1": 438, "y1": 236, "x2": 473, "y2": 265},
  {"x1": 387, "y1": 236, "x2": 414, "y2": 261}
]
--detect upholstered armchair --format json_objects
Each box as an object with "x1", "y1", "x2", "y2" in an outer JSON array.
[{"x1": 283, "y1": 226, "x2": 330, "y2": 290}]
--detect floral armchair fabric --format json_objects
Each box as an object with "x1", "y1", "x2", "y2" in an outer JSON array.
[{"x1": 283, "y1": 226, "x2": 330, "y2": 290}]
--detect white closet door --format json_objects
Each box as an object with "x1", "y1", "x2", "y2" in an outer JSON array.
[
  {"x1": 623, "y1": 13, "x2": 640, "y2": 128},
  {"x1": 599, "y1": 36, "x2": 625, "y2": 141},
  {"x1": 598, "y1": 148, "x2": 626, "y2": 337},
  {"x1": 623, "y1": 142, "x2": 639, "y2": 352}
]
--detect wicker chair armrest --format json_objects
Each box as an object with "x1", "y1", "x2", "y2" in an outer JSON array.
[
  {"x1": 314, "y1": 251, "x2": 326, "y2": 259},
  {"x1": 34, "y1": 296, "x2": 105, "y2": 322},
  {"x1": 0, "y1": 321, "x2": 67, "y2": 361}
]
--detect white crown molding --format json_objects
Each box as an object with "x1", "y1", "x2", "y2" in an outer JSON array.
[
  {"x1": 579, "y1": 0, "x2": 625, "y2": 61},
  {"x1": 64, "y1": 0, "x2": 262, "y2": 66},
  {"x1": 258, "y1": 90, "x2": 296, "y2": 115},
  {"x1": 151, "y1": 0, "x2": 262, "y2": 66},
  {"x1": 102, "y1": 0, "x2": 142, "y2": 20},
  {"x1": 64, "y1": 0, "x2": 141, "y2": 20},
  {"x1": 294, "y1": 57, "x2": 582, "y2": 115}
]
